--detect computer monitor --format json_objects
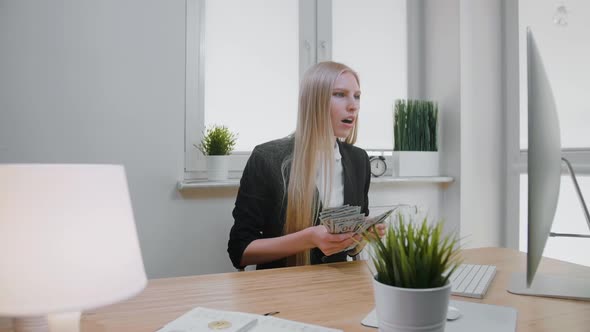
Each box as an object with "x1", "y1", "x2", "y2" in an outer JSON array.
[{"x1": 507, "y1": 29, "x2": 590, "y2": 301}]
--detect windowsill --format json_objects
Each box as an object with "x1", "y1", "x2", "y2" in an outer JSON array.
[
  {"x1": 177, "y1": 179, "x2": 241, "y2": 190},
  {"x1": 370, "y1": 176, "x2": 454, "y2": 184},
  {"x1": 177, "y1": 176, "x2": 454, "y2": 191}
]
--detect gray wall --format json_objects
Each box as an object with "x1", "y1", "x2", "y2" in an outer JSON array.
[
  {"x1": 458, "y1": 0, "x2": 506, "y2": 247},
  {"x1": 411, "y1": 0, "x2": 507, "y2": 247},
  {"x1": 420, "y1": 0, "x2": 463, "y2": 237},
  {"x1": 503, "y1": 0, "x2": 520, "y2": 249},
  {"x1": 0, "y1": 0, "x2": 238, "y2": 278},
  {"x1": 0, "y1": 1, "x2": 450, "y2": 280},
  {"x1": 1, "y1": 0, "x2": 510, "y2": 280}
]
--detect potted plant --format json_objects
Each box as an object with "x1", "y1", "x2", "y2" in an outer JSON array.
[
  {"x1": 392, "y1": 99, "x2": 439, "y2": 176},
  {"x1": 194, "y1": 125, "x2": 237, "y2": 181},
  {"x1": 364, "y1": 213, "x2": 461, "y2": 332}
]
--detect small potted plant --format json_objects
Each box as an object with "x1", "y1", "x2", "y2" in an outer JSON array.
[
  {"x1": 194, "y1": 125, "x2": 237, "y2": 181},
  {"x1": 392, "y1": 99, "x2": 439, "y2": 176},
  {"x1": 364, "y1": 213, "x2": 461, "y2": 332}
]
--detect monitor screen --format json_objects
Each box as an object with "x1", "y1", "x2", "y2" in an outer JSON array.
[
  {"x1": 525, "y1": 28, "x2": 562, "y2": 287},
  {"x1": 506, "y1": 29, "x2": 589, "y2": 301}
]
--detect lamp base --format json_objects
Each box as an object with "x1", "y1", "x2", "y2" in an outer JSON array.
[
  {"x1": 13, "y1": 317, "x2": 48, "y2": 332},
  {"x1": 47, "y1": 312, "x2": 81, "y2": 332},
  {"x1": 12, "y1": 312, "x2": 81, "y2": 332}
]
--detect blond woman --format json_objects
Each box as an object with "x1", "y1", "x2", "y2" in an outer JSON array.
[{"x1": 228, "y1": 61, "x2": 384, "y2": 270}]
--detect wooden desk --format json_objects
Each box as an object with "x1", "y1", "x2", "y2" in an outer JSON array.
[{"x1": 5, "y1": 248, "x2": 589, "y2": 332}]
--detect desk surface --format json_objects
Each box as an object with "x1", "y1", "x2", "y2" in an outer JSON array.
[
  {"x1": 80, "y1": 247, "x2": 590, "y2": 332},
  {"x1": 33, "y1": 248, "x2": 590, "y2": 331}
]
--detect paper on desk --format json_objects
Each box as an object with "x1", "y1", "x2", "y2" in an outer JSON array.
[
  {"x1": 157, "y1": 307, "x2": 256, "y2": 332},
  {"x1": 157, "y1": 307, "x2": 342, "y2": 332},
  {"x1": 253, "y1": 315, "x2": 342, "y2": 332}
]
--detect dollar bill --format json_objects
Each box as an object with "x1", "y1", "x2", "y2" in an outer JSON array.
[{"x1": 319, "y1": 205, "x2": 396, "y2": 236}]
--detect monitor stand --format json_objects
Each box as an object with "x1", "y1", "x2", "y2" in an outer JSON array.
[
  {"x1": 508, "y1": 272, "x2": 590, "y2": 301},
  {"x1": 508, "y1": 157, "x2": 590, "y2": 301},
  {"x1": 550, "y1": 157, "x2": 590, "y2": 237}
]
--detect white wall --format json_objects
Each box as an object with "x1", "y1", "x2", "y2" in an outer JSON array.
[
  {"x1": 2, "y1": 0, "x2": 582, "y2": 287},
  {"x1": 0, "y1": 0, "x2": 238, "y2": 278},
  {"x1": 405, "y1": 0, "x2": 461, "y2": 238},
  {"x1": 503, "y1": 0, "x2": 521, "y2": 249},
  {"x1": 458, "y1": 0, "x2": 505, "y2": 248},
  {"x1": 416, "y1": 0, "x2": 463, "y2": 237},
  {"x1": 413, "y1": 0, "x2": 507, "y2": 248},
  {"x1": 0, "y1": 0, "x2": 449, "y2": 281}
]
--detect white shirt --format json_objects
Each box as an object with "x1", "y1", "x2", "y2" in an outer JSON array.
[{"x1": 316, "y1": 143, "x2": 344, "y2": 208}]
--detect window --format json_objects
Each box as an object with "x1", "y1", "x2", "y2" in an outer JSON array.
[
  {"x1": 332, "y1": 0, "x2": 407, "y2": 149},
  {"x1": 204, "y1": 0, "x2": 299, "y2": 152},
  {"x1": 513, "y1": 0, "x2": 590, "y2": 266},
  {"x1": 185, "y1": 0, "x2": 407, "y2": 179}
]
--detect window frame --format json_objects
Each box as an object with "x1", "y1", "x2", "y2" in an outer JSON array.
[
  {"x1": 183, "y1": 0, "x2": 408, "y2": 180},
  {"x1": 503, "y1": 2, "x2": 590, "y2": 249},
  {"x1": 184, "y1": 0, "x2": 321, "y2": 180}
]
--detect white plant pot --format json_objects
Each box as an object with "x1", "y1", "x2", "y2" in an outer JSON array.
[
  {"x1": 206, "y1": 155, "x2": 229, "y2": 181},
  {"x1": 392, "y1": 151, "x2": 439, "y2": 177},
  {"x1": 372, "y1": 278, "x2": 451, "y2": 332}
]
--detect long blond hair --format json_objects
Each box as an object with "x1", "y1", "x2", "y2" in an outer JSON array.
[{"x1": 284, "y1": 61, "x2": 359, "y2": 266}]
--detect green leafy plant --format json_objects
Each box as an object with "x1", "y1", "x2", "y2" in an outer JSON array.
[
  {"x1": 364, "y1": 213, "x2": 461, "y2": 289},
  {"x1": 194, "y1": 125, "x2": 237, "y2": 156},
  {"x1": 394, "y1": 99, "x2": 438, "y2": 151}
]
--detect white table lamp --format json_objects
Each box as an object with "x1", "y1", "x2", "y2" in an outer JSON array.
[{"x1": 0, "y1": 164, "x2": 147, "y2": 332}]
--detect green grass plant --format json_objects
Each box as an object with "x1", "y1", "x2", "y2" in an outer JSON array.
[
  {"x1": 394, "y1": 99, "x2": 438, "y2": 151},
  {"x1": 195, "y1": 125, "x2": 237, "y2": 156},
  {"x1": 364, "y1": 214, "x2": 461, "y2": 289}
]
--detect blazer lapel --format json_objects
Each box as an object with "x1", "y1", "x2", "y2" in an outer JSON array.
[{"x1": 337, "y1": 140, "x2": 355, "y2": 205}]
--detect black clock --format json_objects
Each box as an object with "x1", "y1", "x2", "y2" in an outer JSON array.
[{"x1": 369, "y1": 156, "x2": 387, "y2": 177}]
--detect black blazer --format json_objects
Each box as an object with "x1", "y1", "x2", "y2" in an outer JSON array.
[{"x1": 227, "y1": 136, "x2": 371, "y2": 270}]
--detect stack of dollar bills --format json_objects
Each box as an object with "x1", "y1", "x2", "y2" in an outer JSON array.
[{"x1": 319, "y1": 205, "x2": 394, "y2": 235}]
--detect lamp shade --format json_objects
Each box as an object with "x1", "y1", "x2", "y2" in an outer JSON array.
[{"x1": 0, "y1": 164, "x2": 147, "y2": 316}]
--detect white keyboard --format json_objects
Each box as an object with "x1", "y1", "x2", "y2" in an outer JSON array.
[{"x1": 449, "y1": 264, "x2": 497, "y2": 299}]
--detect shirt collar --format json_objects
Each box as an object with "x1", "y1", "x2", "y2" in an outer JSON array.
[{"x1": 334, "y1": 141, "x2": 342, "y2": 161}]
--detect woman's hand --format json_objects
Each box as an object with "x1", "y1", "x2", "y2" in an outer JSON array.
[
  {"x1": 360, "y1": 222, "x2": 387, "y2": 242},
  {"x1": 347, "y1": 222, "x2": 387, "y2": 257},
  {"x1": 371, "y1": 223, "x2": 387, "y2": 238},
  {"x1": 308, "y1": 225, "x2": 360, "y2": 256}
]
